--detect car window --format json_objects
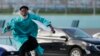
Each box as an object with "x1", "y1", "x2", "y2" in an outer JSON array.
[
  {"x1": 97, "y1": 34, "x2": 100, "y2": 37},
  {"x1": 63, "y1": 28, "x2": 91, "y2": 38},
  {"x1": 93, "y1": 33, "x2": 100, "y2": 38}
]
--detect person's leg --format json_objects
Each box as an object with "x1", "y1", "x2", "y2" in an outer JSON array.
[
  {"x1": 28, "y1": 36, "x2": 44, "y2": 56},
  {"x1": 19, "y1": 35, "x2": 38, "y2": 56},
  {"x1": 18, "y1": 40, "x2": 28, "y2": 56},
  {"x1": 35, "y1": 45, "x2": 44, "y2": 56},
  {"x1": 28, "y1": 35, "x2": 38, "y2": 51}
]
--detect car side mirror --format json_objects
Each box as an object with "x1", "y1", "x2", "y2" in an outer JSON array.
[{"x1": 60, "y1": 36, "x2": 68, "y2": 42}]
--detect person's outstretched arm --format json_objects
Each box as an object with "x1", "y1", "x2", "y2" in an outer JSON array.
[
  {"x1": 2, "y1": 19, "x2": 15, "y2": 33},
  {"x1": 48, "y1": 24, "x2": 55, "y2": 33},
  {"x1": 31, "y1": 14, "x2": 55, "y2": 33}
]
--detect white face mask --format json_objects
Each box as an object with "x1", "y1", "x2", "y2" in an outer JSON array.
[{"x1": 21, "y1": 14, "x2": 28, "y2": 19}]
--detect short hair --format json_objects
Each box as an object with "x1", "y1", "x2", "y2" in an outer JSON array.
[{"x1": 20, "y1": 6, "x2": 29, "y2": 10}]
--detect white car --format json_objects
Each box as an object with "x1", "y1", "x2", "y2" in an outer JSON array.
[
  {"x1": 93, "y1": 32, "x2": 100, "y2": 39},
  {"x1": 0, "y1": 37, "x2": 35, "y2": 56}
]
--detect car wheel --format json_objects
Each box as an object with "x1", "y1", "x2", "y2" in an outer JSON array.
[{"x1": 69, "y1": 48, "x2": 84, "y2": 56}]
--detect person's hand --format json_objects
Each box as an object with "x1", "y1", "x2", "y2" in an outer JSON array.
[
  {"x1": 51, "y1": 28, "x2": 56, "y2": 33},
  {"x1": 6, "y1": 26, "x2": 11, "y2": 30},
  {"x1": 48, "y1": 24, "x2": 56, "y2": 33}
]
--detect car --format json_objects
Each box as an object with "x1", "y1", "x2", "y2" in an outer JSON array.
[
  {"x1": 0, "y1": 36, "x2": 35, "y2": 56},
  {"x1": 0, "y1": 44, "x2": 18, "y2": 56},
  {"x1": 37, "y1": 28, "x2": 100, "y2": 56},
  {"x1": 93, "y1": 32, "x2": 100, "y2": 39}
]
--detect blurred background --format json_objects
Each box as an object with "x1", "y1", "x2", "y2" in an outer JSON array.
[
  {"x1": 0, "y1": 0, "x2": 100, "y2": 14},
  {"x1": 0, "y1": 0, "x2": 100, "y2": 35}
]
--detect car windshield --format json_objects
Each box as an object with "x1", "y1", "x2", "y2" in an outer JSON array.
[{"x1": 63, "y1": 28, "x2": 91, "y2": 38}]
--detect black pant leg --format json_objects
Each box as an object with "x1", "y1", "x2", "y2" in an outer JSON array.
[{"x1": 19, "y1": 36, "x2": 38, "y2": 56}]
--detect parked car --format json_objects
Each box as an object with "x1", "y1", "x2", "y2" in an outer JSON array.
[
  {"x1": 0, "y1": 37, "x2": 35, "y2": 56},
  {"x1": 37, "y1": 28, "x2": 100, "y2": 56},
  {"x1": 93, "y1": 32, "x2": 100, "y2": 39},
  {"x1": 0, "y1": 44, "x2": 18, "y2": 56}
]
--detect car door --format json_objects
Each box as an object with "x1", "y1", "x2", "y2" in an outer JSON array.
[
  {"x1": 37, "y1": 29, "x2": 68, "y2": 56},
  {"x1": 40, "y1": 42, "x2": 68, "y2": 56}
]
